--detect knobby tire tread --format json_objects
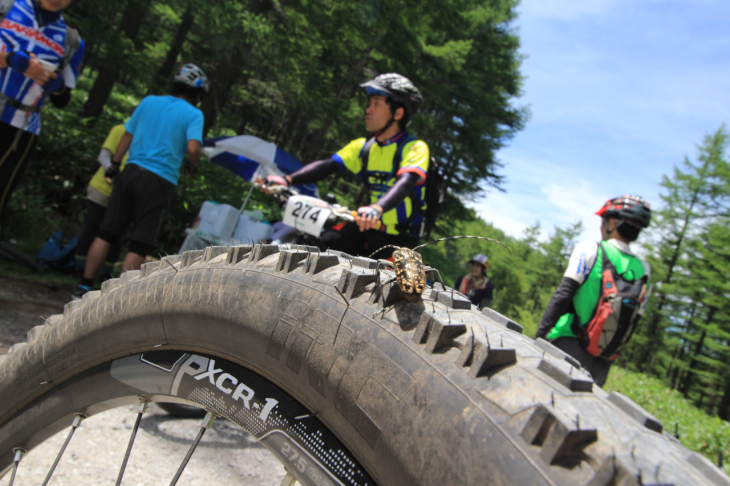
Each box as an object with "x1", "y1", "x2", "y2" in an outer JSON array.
[{"x1": 0, "y1": 244, "x2": 727, "y2": 486}]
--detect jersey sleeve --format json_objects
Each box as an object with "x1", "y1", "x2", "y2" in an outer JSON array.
[
  {"x1": 61, "y1": 38, "x2": 84, "y2": 89},
  {"x1": 124, "y1": 98, "x2": 147, "y2": 136},
  {"x1": 332, "y1": 138, "x2": 366, "y2": 174},
  {"x1": 186, "y1": 109, "x2": 204, "y2": 143},
  {"x1": 396, "y1": 140, "x2": 429, "y2": 185},
  {"x1": 563, "y1": 241, "x2": 599, "y2": 285},
  {"x1": 101, "y1": 124, "x2": 125, "y2": 153}
]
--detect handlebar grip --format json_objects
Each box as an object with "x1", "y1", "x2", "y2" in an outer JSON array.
[{"x1": 351, "y1": 210, "x2": 382, "y2": 230}]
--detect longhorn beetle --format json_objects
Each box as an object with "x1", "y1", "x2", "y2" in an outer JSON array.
[{"x1": 368, "y1": 235, "x2": 511, "y2": 304}]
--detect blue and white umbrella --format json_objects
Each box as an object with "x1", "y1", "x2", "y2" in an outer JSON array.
[{"x1": 202, "y1": 135, "x2": 317, "y2": 197}]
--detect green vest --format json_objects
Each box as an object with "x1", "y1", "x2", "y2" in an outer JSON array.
[{"x1": 547, "y1": 242, "x2": 647, "y2": 341}]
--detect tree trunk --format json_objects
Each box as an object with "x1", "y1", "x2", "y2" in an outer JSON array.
[
  {"x1": 150, "y1": 7, "x2": 195, "y2": 94},
  {"x1": 274, "y1": 107, "x2": 300, "y2": 149},
  {"x1": 695, "y1": 392, "x2": 705, "y2": 409},
  {"x1": 303, "y1": 10, "x2": 398, "y2": 162},
  {"x1": 200, "y1": 0, "x2": 274, "y2": 137},
  {"x1": 200, "y1": 45, "x2": 245, "y2": 138},
  {"x1": 637, "y1": 189, "x2": 702, "y2": 371},
  {"x1": 80, "y1": 0, "x2": 150, "y2": 125},
  {"x1": 666, "y1": 304, "x2": 696, "y2": 379},
  {"x1": 716, "y1": 377, "x2": 730, "y2": 420},
  {"x1": 679, "y1": 307, "x2": 713, "y2": 396}
]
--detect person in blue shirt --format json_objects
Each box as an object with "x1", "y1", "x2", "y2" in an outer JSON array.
[
  {"x1": 0, "y1": 0, "x2": 84, "y2": 238},
  {"x1": 73, "y1": 64, "x2": 207, "y2": 299}
]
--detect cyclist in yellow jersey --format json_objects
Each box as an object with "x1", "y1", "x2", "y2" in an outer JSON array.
[
  {"x1": 74, "y1": 124, "x2": 129, "y2": 281},
  {"x1": 262, "y1": 73, "x2": 429, "y2": 259}
]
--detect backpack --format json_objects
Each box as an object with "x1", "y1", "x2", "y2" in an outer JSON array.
[
  {"x1": 421, "y1": 156, "x2": 444, "y2": 239},
  {"x1": 577, "y1": 242, "x2": 648, "y2": 360},
  {"x1": 36, "y1": 230, "x2": 78, "y2": 273},
  {"x1": 0, "y1": 0, "x2": 81, "y2": 70},
  {"x1": 360, "y1": 136, "x2": 444, "y2": 238}
]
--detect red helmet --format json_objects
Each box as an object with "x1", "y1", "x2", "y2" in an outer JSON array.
[{"x1": 596, "y1": 195, "x2": 651, "y2": 229}]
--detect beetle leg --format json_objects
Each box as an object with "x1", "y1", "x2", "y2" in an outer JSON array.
[{"x1": 427, "y1": 267, "x2": 447, "y2": 291}]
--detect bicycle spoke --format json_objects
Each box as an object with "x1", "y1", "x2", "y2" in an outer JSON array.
[
  {"x1": 41, "y1": 413, "x2": 84, "y2": 486},
  {"x1": 115, "y1": 399, "x2": 148, "y2": 486},
  {"x1": 280, "y1": 472, "x2": 298, "y2": 486},
  {"x1": 169, "y1": 411, "x2": 217, "y2": 486},
  {"x1": 7, "y1": 448, "x2": 25, "y2": 486}
]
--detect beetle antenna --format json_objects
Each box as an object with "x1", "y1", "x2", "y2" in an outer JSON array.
[
  {"x1": 413, "y1": 235, "x2": 511, "y2": 256},
  {"x1": 368, "y1": 245, "x2": 402, "y2": 259}
]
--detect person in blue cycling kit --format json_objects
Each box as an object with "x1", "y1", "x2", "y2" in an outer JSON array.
[
  {"x1": 0, "y1": 0, "x2": 84, "y2": 237},
  {"x1": 262, "y1": 73, "x2": 430, "y2": 259},
  {"x1": 73, "y1": 64, "x2": 207, "y2": 300}
]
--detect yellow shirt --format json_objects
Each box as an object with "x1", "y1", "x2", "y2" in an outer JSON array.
[
  {"x1": 334, "y1": 133, "x2": 429, "y2": 235},
  {"x1": 87, "y1": 124, "x2": 129, "y2": 203}
]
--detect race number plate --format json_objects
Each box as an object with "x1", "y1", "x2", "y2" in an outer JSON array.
[{"x1": 283, "y1": 196, "x2": 332, "y2": 236}]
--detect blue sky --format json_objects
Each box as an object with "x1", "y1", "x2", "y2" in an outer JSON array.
[{"x1": 473, "y1": 0, "x2": 730, "y2": 242}]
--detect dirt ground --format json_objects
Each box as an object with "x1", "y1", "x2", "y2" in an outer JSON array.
[
  {"x1": 0, "y1": 275, "x2": 288, "y2": 485},
  {"x1": 0, "y1": 276, "x2": 74, "y2": 355}
]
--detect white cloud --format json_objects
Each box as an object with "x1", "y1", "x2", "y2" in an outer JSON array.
[
  {"x1": 472, "y1": 190, "x2": 532, "y2": 238},
  {"x1": 472, "y1": 0, "x2": 728, "y2": 246},
  {"x1": 471, "y1": 157, "x2": 606, "y2": 243}
]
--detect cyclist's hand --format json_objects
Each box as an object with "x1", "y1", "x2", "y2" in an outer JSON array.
[
  {"x1": 6, "y1": 51, "x2": 30, "y2": 73},
  {"x1": 184, "y1": 160, "x2": 198, "y2": 177},
  {"x1": 356, "y1": 205, "x2": 382, "y2": 232},
  {"x1": 24, "y1": 54, "x2": 56, "y2": 86},
  {"x1": 43, "y1": 73, "x2": 65, "y2": 94},
  {"x1": 265, "y1": 175, "x2": 289, "y2": 187},
  {"x1": 104, "y1": 162, "x2": 121, "y2": 184}
]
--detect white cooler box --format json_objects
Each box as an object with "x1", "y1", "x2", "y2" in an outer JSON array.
[
  {"x1": 196, "y1": 202, "x2": 239, "y2": 238},
  {"x1": 233, "y1": 214, "x2": 273, "y2": 243}
]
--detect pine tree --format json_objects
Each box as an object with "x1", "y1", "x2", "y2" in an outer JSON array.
[{"x1": 630, "y1": 127, "x2": 730, "y2": 372}]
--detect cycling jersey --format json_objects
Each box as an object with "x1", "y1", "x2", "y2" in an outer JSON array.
[
  {"x1": 0, "y1": 0, "x2": 84, "y2": 135},
  {"x1": 546, "y1": 239, "x2": 651, "y2": 341},
  {"x1": 87, "y1": 124, "x2": 129, "y2": 206},
  {"x1": 124, "y1": 95, "x2": 204, "y2": 186},
  {"x1": 332, "y1": 131, "x2": 430, "y2": 236}
]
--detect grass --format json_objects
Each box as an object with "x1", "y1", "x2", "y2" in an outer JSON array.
[
  {"x1": 605, "y1": 366, "x2": 730, "y2": 474},
  {"x1": 0, "y1": 258, "x2": 77, "y2": 286}
]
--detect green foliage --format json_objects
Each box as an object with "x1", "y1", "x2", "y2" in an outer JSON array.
[
  {"x1": 8, "y1": 0, "x2": 526, "y2": 261},
  {"x1": 620, "y1": 126, "x2": 730, "y2": 420},
  {"x1": 605, "y1": 366, "x2": 730, "y2": 474}
]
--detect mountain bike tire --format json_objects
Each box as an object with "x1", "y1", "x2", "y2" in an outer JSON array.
[{"x1": 1, "y1": 244, "x2": 728, "y2": 485}]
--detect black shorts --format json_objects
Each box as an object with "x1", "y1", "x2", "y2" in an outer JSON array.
[
  {"x1": 0, "y1": 121, "x2": 37, "y2": 234},
  {"x1": 99, "y1": 164, "x2": 176, "y2": 247},
  {"x1": 550, "y1": 337, "x2": 613, "y2": 387}
]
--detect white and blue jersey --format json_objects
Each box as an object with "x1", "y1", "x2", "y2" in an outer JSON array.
[{"x1": 0, "y1": 0, "x2": 84, "y2": 134}]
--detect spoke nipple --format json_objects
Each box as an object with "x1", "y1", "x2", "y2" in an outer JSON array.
[
  {"x1": 137, "y1": 399, "x2": 149, "y2": 414},
  {"x1": 201, "y1": 411, "x2": 217, "y2": 429},
  {"x1": 13, "y1": 448, "x2": 25, "y2": 462},
  {"x1": 72, "y1": 413, "x2": 86, "y2": 428}
]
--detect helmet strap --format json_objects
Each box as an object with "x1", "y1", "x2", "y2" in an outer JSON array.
[
  {"x1": 602, "y1": 217, "x2": 625, "y2": 240},
  {"x1": 381, "y1": 115, "x2": 397, "y2": 134}
]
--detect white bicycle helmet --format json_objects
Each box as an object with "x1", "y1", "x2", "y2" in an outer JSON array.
[{"x1": 174, "y1": 63, "x2": 210, "y2": 94}]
